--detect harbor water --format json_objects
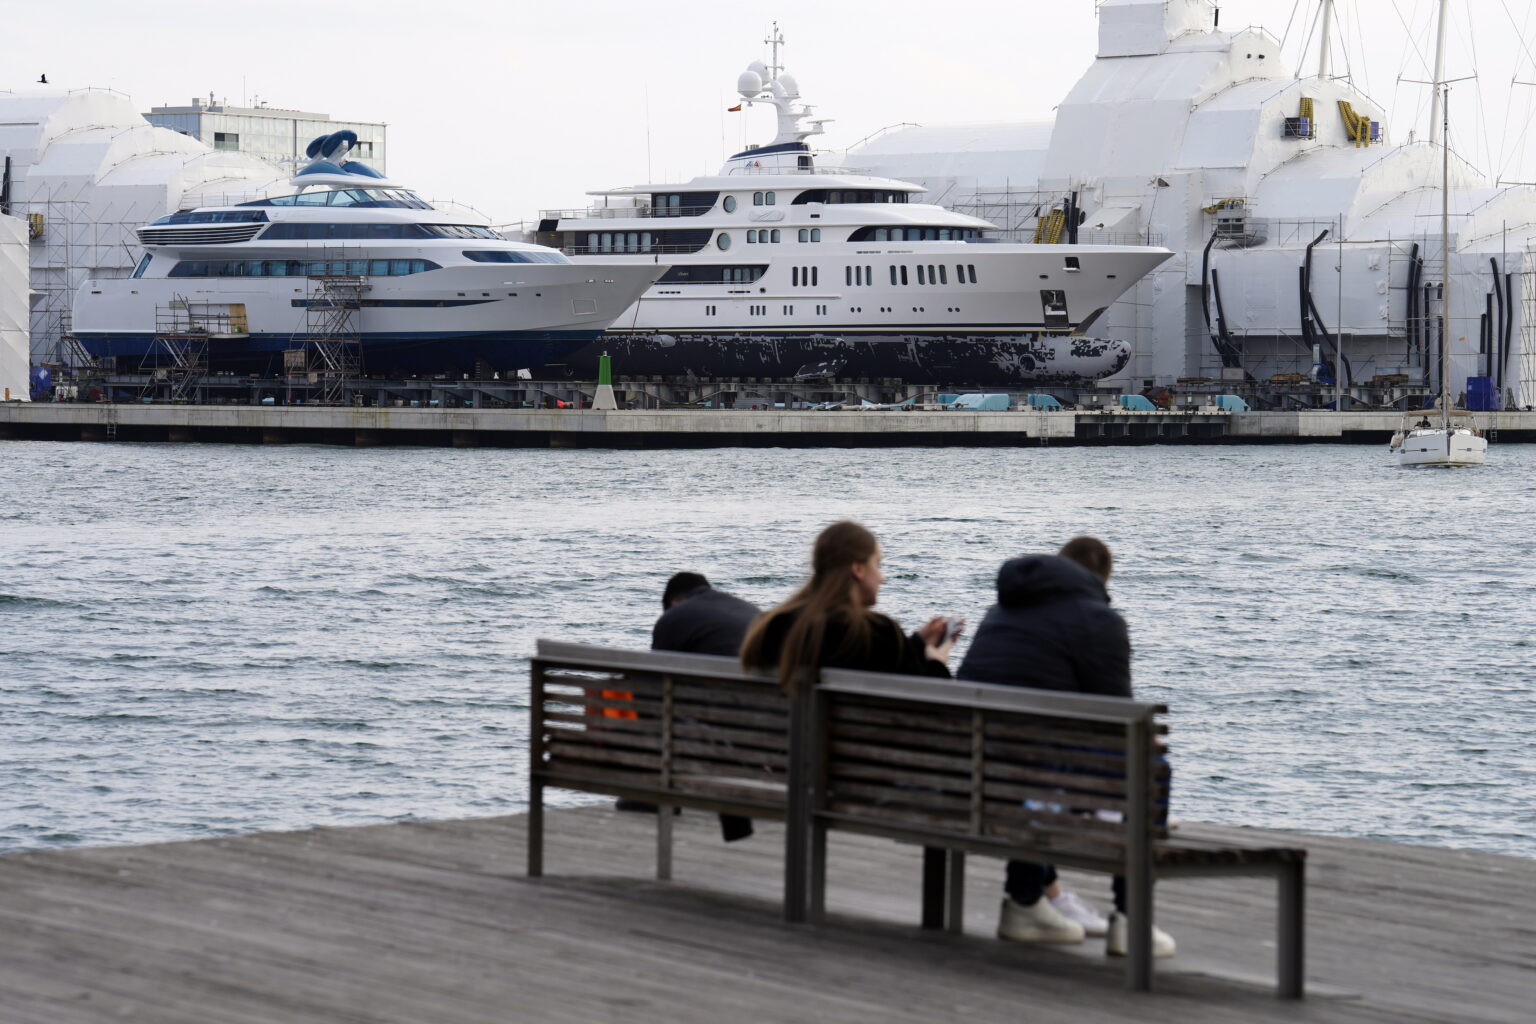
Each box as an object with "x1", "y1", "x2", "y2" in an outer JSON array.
[{"x1": 2, "y1": 439, "x2": 1532, "y2": 857}]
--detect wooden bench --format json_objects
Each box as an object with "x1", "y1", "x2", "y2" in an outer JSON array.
[
  {"x1": 527, "y1": 641, "x2": 798, "y2": 899},
  {"x1": 527, "y1": 641, "x2": 1306, "y2": 997}
]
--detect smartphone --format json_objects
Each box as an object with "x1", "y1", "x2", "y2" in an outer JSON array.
[{"x1": 940, "y1": 618, "x2": 964, "y2": 644}]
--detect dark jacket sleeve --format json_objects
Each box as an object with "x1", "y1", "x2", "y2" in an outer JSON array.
[
  {"x1": 902, "y1": 631, "x2": 952, "y2": 678},
  {"x1": 1070, "y1": 606, "x2": 1132, "y2": 698}
]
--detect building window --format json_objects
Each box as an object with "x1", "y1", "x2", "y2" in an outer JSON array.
[
  {"x1": 717, "y1": 233, "x2": 731, "y2": 250},
  {"x1": 723, "y1": 195, "x2": 737, "y2": 213},
  {"x1": 213, "y1": 131, "x2": 239, "y2": 151}
]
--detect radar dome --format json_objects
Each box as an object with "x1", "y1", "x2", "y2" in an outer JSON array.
[
  {"x1": 768, "y1": 80, "x2": 788, "y2": 99},
  {"x1": 777, "y1": 73, "x2": 799, "y2": 97},
  {"x1": 736, "y1": 69, "x2": 763, "y2": 97},
  {"x1": 747, "y1": 60, "x2": 767, "y2": 79}
]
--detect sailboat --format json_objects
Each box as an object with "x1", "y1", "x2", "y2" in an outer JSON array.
[{"x1": 1390, "y1": 3, "x2": 1488, "y2": 468}]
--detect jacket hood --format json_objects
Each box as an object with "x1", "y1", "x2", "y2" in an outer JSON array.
[{"x1": 995, "y1": 555, "x2": 1108, "y2": 607}]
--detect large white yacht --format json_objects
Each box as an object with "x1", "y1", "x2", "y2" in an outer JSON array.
[
  {"x1": 73, "y1": 132, "x2": 665, "y2": 377},
  {"x1": 533, "y1": 52, "x2": 1172, "y2": 384}
]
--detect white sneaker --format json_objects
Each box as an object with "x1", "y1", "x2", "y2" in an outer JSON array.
[
  {"x1": 1050, "y1": 889, "x2": 1109, "y2": 937},
  {"x1": 996, "y1": 897, "x2": 1086, "y2": 944},
  {"x1": 1104, "y1": 911, "x2": 1177, "y2": 958}
]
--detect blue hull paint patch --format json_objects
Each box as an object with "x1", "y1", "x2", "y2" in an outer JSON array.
[{"x1": 75, "y1": 331, "x2": 600, "y2": 376}]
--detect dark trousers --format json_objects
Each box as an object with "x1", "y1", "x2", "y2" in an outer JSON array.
[{"x1": 1005, "y1": 860, "x2": 1127, "y2": 913}]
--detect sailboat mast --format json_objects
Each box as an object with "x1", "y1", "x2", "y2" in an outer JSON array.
[
  {"x1": 1441, "y1": 82, "x2": 1452, "y2": 423},
  {"x1": 1430, "y1": 0, "x2": 1450, "y2": 146}
]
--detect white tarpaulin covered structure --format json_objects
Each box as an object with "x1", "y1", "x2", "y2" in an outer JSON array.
[
  {"x1": 855, "y1": 0, "x2": 1536, "y2": 408},
  {"x1": 0, "y1": 213, "x2": 27, "y2": 401}
]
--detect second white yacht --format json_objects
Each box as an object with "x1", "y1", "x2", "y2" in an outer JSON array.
[{"x1": 533, "y1": 51, "x2": 1172, "y2": 384}]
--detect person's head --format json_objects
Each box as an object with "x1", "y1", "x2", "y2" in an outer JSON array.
[
  {"x1": 1058, "y1": 535, "x2": 1113, "y2": 582},
  {"x1": 741, "y1": 520, "x2": 883, "y2": 691},
  {"x1": 662, "y1": 571, "x2": 710, "y2": 609}
]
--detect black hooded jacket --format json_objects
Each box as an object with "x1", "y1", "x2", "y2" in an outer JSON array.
[
  {"x1": 956, "y1": 555, "x2": 1131, "y2": 697},
  {"x1": 652, "y1": 586, "x2": 761, "y2": 657}
]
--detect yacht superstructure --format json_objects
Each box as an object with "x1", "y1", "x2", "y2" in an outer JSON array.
[
  {"x1": 533, "y1": 49, "x2": 1171, "y2": 384},
  {"x1": 73, "y1": 132, "x2": 665, "y2": 377}
]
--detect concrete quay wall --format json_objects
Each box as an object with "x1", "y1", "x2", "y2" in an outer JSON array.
[{"x1": 3, "y1": 403, "x2": 1535, "y2": 447}]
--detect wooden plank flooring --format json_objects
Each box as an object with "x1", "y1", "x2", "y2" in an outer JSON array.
[{"x1": 0, "y1": 807, "x2": 1531, "y2": 1023}]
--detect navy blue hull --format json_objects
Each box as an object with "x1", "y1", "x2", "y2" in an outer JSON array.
[{"x1": 75, "y1": 331, "x2": 599, "y2": 377}]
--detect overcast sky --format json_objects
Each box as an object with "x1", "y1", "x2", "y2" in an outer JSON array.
[{"x1": 9, "y1": 1, "x2": 1535, "y2": 221}]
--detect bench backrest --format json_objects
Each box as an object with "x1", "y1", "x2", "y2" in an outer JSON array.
[
  {"x1": 531, "y1": 640, "x2": 792, "y2": 815},
  {"x1": 814, "y1": 669, "x2": 1169, "y2": 871}
]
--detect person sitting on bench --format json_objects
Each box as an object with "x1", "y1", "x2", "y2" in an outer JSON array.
[
  {"x1": 633, "y1": 571, "x2": 761, "y2": 841},
  {"x1": 740, "y1": 520, "x2": 958, "y2": 689},
  {"x1": 958, "y1": 537, "x2": 1176, "y2": 958}
]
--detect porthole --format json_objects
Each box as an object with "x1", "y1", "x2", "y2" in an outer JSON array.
[
  {"x1": 723, "y1": 195, "x2": 738, "y2": 213},
  {"x1": 716, "y1": 233, "x2": 731, "y2": 251}
]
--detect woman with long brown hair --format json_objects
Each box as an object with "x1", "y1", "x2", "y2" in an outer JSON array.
[{"x1": 740, "y1": 520, "x2": 958, "y2": 690}]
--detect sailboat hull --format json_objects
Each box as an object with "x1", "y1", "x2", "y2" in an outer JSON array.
[{"x1": 1393, "y1": 429, "x2": 1488, "y2": 468}]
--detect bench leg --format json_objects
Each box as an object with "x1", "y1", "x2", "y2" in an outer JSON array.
[
  {"x1": 808, "y1": 819, "x2": 828, "y2": 924},
  {"x1": 921, "y1": 847, "x2": 947, "y2": 930},
  {"x1": 945, "y1": 850, "x2": 966, "y2": 934},
  {"x1": 1278, "y1": 861, "x2": 1306, "y2": 999},
  {"x1": 527, "y1": 783, "x2": 543, "y2": 877},
  {"x1": 1124, "y1": 864, "x2": 1154, "y2": 991},
  {"x1": 656, "y1": 803, "x2": 673, "y2": 881}
]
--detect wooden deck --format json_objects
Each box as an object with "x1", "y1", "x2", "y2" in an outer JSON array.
[{"x1": 0, "y1": 806, "x2": 1530, "y2": 1023}]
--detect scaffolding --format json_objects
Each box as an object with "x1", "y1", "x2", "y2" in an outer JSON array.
[
  {"x1": 138, "y1": 300, "x2": 215, "y2": 402},
  {"x1": 293, "y1": 269, "x2": 367, "y2": 404}
]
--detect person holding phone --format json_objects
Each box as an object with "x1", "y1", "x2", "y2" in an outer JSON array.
[{"x1": 740, "y1": 520, "x2": 959, "y2": 690}]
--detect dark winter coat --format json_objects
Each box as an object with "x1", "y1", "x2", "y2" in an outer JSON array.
[
  {"x1": 957, "y1": 555, "x2": 1131, "y2": 697},
  {"x1": 750, "y1": 608, "x2": 951, "y2": 679},
  {"x1": 651, "y1": 586, "x2": 761, "y2": 657}
]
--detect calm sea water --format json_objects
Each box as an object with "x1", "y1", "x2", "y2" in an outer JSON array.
[{"x1": 2, "y1": 439, "x2": 1532, "y2": 857}]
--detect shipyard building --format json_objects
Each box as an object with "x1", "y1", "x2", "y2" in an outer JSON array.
[{"x1": 144, "y1": 98, "x2": 386, "y2": 175}]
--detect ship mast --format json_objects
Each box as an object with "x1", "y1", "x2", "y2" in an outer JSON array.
[
  {"x1": 1317, "y1": 0, "x2": 1335, "y2": 79},
  {"x1": 764, "y1": 22, "x2": 784, "y2": 84}
]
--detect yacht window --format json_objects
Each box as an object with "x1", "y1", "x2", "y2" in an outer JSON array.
[
  {"x1": 588, "y1": 233, "x2": 599, "y2": 250},
  {"x1": 627, "y1": 232, "x2": 640, "y2": 251},
  {"x1": 811, "y1": 229, "x2": 820, "y2": 242},
  {"x1": 864, "y1": 266, "x2": 871, "y2": 285},
  {"x1": 917, "y1": 266, "x2": 926, "y2": 285},
  {"x1": 753, "y1": 192, "x2": 764, "y2": 206},
  {"x1": 873, "y1": 229, "x2": 887, "y2": 241},
  {"x1": 890, "y1": 266, "x2": 897, "y2": 285},
  {"x1": 900, "y1": 266, "x2": 908, "y2": 286},
  {"x1": 938, "y1": 265, "x2": 947, "y2": 284},
  {"x1": 131, "y1": 254, "x2": 152, "y2": 278},
  {"x1": 463, "y1": 250, "x2": 573, "y2": 264},
  {"x1": 812, "y1": 267, "x2": 819, "y2": 286},
  {"x1": 168, "y1": 258, "x2": 439, "y2": 278},
  {"x1": 956, "y1": 263, "x2": 966, "y2": 283},
  {"x1": 723, "y1": 195, "x2": 737, "y2": 213},
  {"x1": 799, "y1": 229, "x2": 808, "y2": 242},
  {"x1": 151, "y1": 210, "x2": 269, "y2": 226},
  {"x1": 770, "y1": 229, "x2": 781, "y2": 243},
  {"x1": 793, "y1": 267, "x2": 800, "y2": 286},
  {"x1": 846, "y1": 266, "x2": 852, "y2": 286},
  {"x1": 968, "y1": 264, "x2": 978, "y2": 284},
  {"x1": 765, "y1": 192, "x2": 776, "y2": 205},
  {"x1": 854, "y1": 266, "x2": 863, "y2": 286},
  {"x1": 716, "y1": 233, "x2": 731, "y2": 250},
  {"x1": 747, "y1": 230, "x2": 757, "y2": 243}
]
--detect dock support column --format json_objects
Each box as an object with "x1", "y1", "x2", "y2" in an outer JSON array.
[{"x1": 1278, "y1": 860, "x2": 1306, "y2": 998}]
